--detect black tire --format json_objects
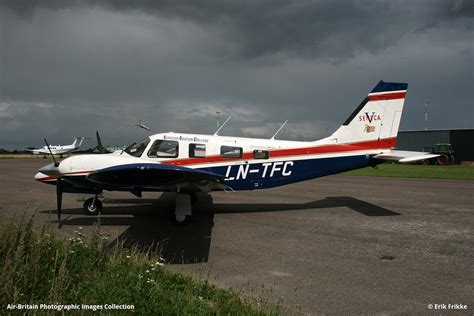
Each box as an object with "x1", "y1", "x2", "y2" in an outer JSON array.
[
  {"x1": 190, "y1": 192, "x2": 198, "y2": 205},
  {"x1": 436, "y1": 154, "x2": 449, "y2": 165},
  {"x1": 172, "y1": 215, "x2": 192, "y2": 226},
  {"x1": 83, "y1": 198, "x2": 103, "y2": 215}
]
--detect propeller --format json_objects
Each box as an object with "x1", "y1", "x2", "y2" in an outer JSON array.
[
  {"x1": 96, "y1": 130, "x2": 105, "y2": 154},
  {"x1": 56, "y1": 177, "x2": 63, "y2": 227},
  {"x1": 44, "y1": 138, "x2": 60, "y2": 167},
  {"x1": 44, "y1": 138, "x2": 62, "y2": 227}
]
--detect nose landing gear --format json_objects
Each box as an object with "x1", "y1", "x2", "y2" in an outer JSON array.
[{"x1": 83, "y1": 196, "x2": 103, "y2": 215}]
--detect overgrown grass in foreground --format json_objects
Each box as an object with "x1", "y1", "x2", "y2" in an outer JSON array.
[
  {"x1": 0, "y1": 213, "x2": 276, "y2": 315},
  {"x1": 343, "y1": 163, "x2": 474, "y2": 180}
]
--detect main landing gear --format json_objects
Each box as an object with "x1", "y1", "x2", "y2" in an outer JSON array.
[
  {"x1": 83, "y1": 195, "x2": 103, "y2": 215},
  {"x1": 173, "y1": 193, "x2": 196, "y2": 225},
  {"x1": 81, "y1": 192, "x2": 198, "y2": 225}
]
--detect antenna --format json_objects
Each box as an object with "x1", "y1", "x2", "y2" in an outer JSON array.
[
  {"x1": 213, "y1": 116, "x2": 231, "y2": 136},
  {"x1": 216, "y1": 111, "x2": 221, "y2": 128},
  {"x1": 424, "y1": 101, "x2": 429, "y2": 131},
  {"x1": 270, "y1": 120, "x2": 288, "y2": 140}
]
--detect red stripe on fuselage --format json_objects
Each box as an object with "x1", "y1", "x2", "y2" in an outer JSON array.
[
  {"x1": 63, "y1": 170, "x2": 94, "y2": 175},
  {"x1": 163, "y1": 137, "x2": 397, "y2": 166},
  {"x1": 36, "y1": 170, "x2": 93, "y2": 182},
  {"x1": 37, "y1": 176, "x2": 57, "y2": 182},
  {"x1": 369, "y1": 92, "x2": 406, "y2": 101}
]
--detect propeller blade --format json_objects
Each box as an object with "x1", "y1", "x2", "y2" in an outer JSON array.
[
  {"x1": 56, "y1": 178, "x2": 63, "y2": 224},
  {"x1": 96, "y1": 130, "x2": 105, "y2": 154},
  {"x1": 44, "y1": 138, "x2": 59, "y2": 167}
]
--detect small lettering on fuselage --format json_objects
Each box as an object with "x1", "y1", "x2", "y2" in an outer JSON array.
[
  {"x1": 224, "y1": 161, "x2": 294, "y2": 181},
  {"x1": 163, "y1": 135, "x2": 209, "y2": 143}
]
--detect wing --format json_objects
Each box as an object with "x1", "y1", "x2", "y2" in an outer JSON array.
[
  {"x1": 86, "y1": 163, "x2": 224, "y2": 190},
  {"x1": 373, "y1": 150, "x2": 439, "y2": 163}
]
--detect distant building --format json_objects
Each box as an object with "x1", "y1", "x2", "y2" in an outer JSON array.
[{"x1": 397, "y1": 129, "x2": 474, "y2": 163}]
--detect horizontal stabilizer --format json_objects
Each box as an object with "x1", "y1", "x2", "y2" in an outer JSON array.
[{"x1": 373, "y1": 150, "x2": 439, "y2": 163}]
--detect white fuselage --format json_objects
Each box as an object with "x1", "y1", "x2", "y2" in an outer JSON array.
[{"x1": 41, "y1": 132, "x2": 387, "y2": 185}]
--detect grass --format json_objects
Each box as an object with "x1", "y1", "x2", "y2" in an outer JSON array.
[
  {"x1": 343, "y1": 163, "x2": 474, "y2": 180},
  {"x1": 0, "y1": 213, "x2": 278, "y2": 315}
]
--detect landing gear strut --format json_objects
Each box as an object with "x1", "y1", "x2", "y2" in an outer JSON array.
[
  {"x1": 173, "y1": 193, "x2": 193, "y2": 225},
  {"x1": 83, "y1": 196, "x2": 103, "y2": 215}
]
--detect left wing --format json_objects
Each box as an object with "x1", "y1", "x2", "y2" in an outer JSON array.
[
  {"x1": 86, "y1": 163, "x2": 224, "y2": 189},
  {"x1": 373, "y1": 150, "x2": 439, "y2": 163}
]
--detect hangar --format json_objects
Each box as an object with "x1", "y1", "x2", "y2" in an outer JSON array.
[{"x1": 397, "y1": 129, "x2": 474, "y2": 164}]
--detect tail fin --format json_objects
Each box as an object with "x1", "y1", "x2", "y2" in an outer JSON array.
[
  {"x1": 96, "y1": 131, "x2": 106, "y2": 154},
  {"x1": 72, "y1": 137, "x2": 85, "y2": 149},
  {"x1": 328, "y1": 80, "x2": 407, "y2": 149}
]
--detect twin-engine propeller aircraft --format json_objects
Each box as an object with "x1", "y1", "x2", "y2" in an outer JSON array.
[
  {"x1": 28, "y1": 137, "x2": 87, "y2": 158},
  {"x1": 35, "y1": 81, "x2": 438, "y2": 225}
]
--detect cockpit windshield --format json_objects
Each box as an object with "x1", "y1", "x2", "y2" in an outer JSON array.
[{"x1": 124, "y1": 138, "x2": 150, "y2": 157}]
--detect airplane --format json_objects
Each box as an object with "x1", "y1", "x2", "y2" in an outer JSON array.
[
  {"x1": 94, "y1": 131, "x2": 125, "y2": 154},
  {"x1": 135, "y1": 120, "x2": 151, "y2": 131},
  {"x1": 34, "y1": 81, "x2": 439, "y2": 225},
  {"x1": 27, "y1": 137, "x2": 87, "y2": 158}
]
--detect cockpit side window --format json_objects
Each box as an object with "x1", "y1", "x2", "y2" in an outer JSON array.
[
  {"x1": 147, "y1": 140, "x2": 179, "y2": 158},
  {"x1": 124, "y1": 138, "x2": 150, "y2": 157}
]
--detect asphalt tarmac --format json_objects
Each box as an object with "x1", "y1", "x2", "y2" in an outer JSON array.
[{"x1": 1, "y1": 159, "x2": 473, "y2": 314}]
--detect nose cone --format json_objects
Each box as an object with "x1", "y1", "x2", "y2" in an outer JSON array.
[
  {"x1": 38, "y1": 162, "x2": 62, "y2": 177},
  {"x1": 35, "y1": 171, "x2": 49, "y2": 181}
]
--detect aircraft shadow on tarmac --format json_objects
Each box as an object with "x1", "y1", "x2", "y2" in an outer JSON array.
[{"x1": 40, "y1": 193, "x2": 399, "y2": 264}]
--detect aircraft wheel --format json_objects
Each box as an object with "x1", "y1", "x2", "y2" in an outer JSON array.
[
  {"x1": 173, "y1": 215, "x2": 191, "y2": 226},
  {"x1": 436, "y1": 154, "x2": 449, "y2": 165},
  {"x1": 83, "y1": 198, "x2": 103, "y2": 215}
]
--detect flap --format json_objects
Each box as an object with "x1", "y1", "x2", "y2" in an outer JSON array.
[{"x1": 373, "y1": 150, "x2": 439, "y2": 163}]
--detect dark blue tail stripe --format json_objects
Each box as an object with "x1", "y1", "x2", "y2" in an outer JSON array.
[{"x1": 370, "y1": 81, "x2": 408, "y2": 93}]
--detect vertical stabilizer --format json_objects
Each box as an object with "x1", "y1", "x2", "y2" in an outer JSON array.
[
  {"x1": 72, "y1": 137, "x2": 85, "y2": 149},
  {"x1": 328, "y1": 81, "x2": 407, "y2": 149}
]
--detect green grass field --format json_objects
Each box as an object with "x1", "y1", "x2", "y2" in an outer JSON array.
[
  {"x1": 343, "y1": 163, "x2": 474, "y2": 180},
  {"x1": 0, "y1": 214, "x2": 278, "y2": 315}
]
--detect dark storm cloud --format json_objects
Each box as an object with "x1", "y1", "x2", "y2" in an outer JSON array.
[
  {"x1": 0, "y1": 0, "x2": 472, "y2": 149},
  {"x1": 3, "y1": 0, "x2": 472, "y2": 60}
]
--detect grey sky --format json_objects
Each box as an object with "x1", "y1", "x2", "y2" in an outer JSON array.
[{"x1": 0, "y1": 0, "x2": 472, "y2": 149}]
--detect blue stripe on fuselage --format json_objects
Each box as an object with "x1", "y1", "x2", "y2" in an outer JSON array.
[{"x1": 202, "y1": 154, "x2": 372, "y2": 190}]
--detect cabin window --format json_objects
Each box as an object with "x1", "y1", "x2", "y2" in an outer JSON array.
[
  {"x1": 147, "y1": 140, "x2": 179, "y2": 158},
  {"x1": 220, "y1": 146, "x2": 242, "y2": 159},
  {"x1": 124, "y1": 138, "x2": 150, "y2": 157},
  {"x1": 189, "y1": 144, "x2": 206, "y2": 158},
  {"x1": 253, "y1": 150, "x2": 269, "y2": 159}
]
